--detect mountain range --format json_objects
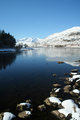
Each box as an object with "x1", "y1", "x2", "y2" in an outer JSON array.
[{"x1": 16, "y1": 27, "x2": 80, "y2": 48}]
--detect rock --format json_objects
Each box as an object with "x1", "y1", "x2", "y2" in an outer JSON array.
[
  {"x1": 52, "y1": 74, "x2": 57, "y2": 77},
  {"x1": 44, "y1": 98, "x2": 52, "y2": 106},
  {"x1": 51, "y1": 110, "x2": 65, "y2": 120},
  {"x1": 50, "y1": 92, "x2": 57, "y2": 97},
  {"x1": 37, "y1": 104, "x2": 46, "y2": 111},
  {"x1": 53, "y1": 83, "x2": 61, "y2": 88},
  {"x1": 16, "y1": 102, "x2": 31, "y2": 111},
  {"x1": 66, "y1": 114, "x2": 72, "y2": 120},
  {"x1": 71, "y1": 69, "x2": 78, "y2": 72},
  {"x1": 65, "y1": 81, "x2": 71, "y2": 85},
  {"x1": 44, "y1": 97, "x2": 62, "y2": 109},
  {"x1": 0, "y1": 112, "x2": 16, "y2": 120},
  {"x1": 70, "y1": 91, "x2": 79, "y2": 97},
  {"x1": 51, "y1": 110, "x2": 60, "y2": 117},
  {"x1": 63, "y1": 85, "x2": 71, "y2": 93},
  {"x1": 48, "y1": 97, "x2": 61, "y2": 104},
  {"x1": 25, "y1": 99, "x2": 32, "y2": 103},
  {"x1": 57, "y1": 61, "x2": 64, "y2": 64},
  {"x1": 44, "y1": 98, "x2": 58, "y2": 109},
  {"x1": 18, "y1": 111, "x2": 31, "y2": 119},
  {"x1": 74, "y1": 82, "x2": 80, "y2": 88},
  {"x1": 0, "y1": 113, "x2": 4, "y2": 120},
  {"x1": 64, "y1": 73, "x2": 68, "y2": 76},
  {"x1": 65, "y1": 78, "x2": 69, "y2": 81}
]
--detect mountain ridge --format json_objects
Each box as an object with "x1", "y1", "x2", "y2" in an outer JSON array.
[{"x1": 16, "y1": 26, "x2": 80, "y2": 48}]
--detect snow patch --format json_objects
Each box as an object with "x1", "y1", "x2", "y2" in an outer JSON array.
[
  {"x1": 54, "y1": 88, "x2": 61, "y2": 93},
  {"x1": 25, "y1": 111, "x2": 31, "y2": 115},
  {"x1": 58, "y1": 99, "x2": 80, "y2": 119},
  {"x1": 3, "y1": 112, "x2": 15, "y2": 120},
  {"x1": 73, "y1": 89, "x2": 80, "y2": 94},
  {"x1": 20, "y1": 102, "x2": 31, "y2": 108},
  {"x1": 48, "y1": 97, "x2": 61, "y2": 104}
]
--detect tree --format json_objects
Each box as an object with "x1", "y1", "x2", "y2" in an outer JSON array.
[{"x1": 0, "y1": 30, "x2": 16, "y2": 48}]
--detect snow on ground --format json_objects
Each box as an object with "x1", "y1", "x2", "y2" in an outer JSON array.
[
  {"x1": 48, "y1": 97, "x2": 61, "y2": 104},
  {"x1": 70, "y1": 110, "x2": 80, "y2": 120},
  {"x1": 72, "y1": 89, "x2": 80, "y2": 94},
  {"x1": 3, "y1": 112, "x2": 15, "y2": 120},
  {"x1": 76, "y1": 79, "x2": 80, "y2": 82},
  {"x1": 70, "y1": 72, "x2": 78, "y2": 75},
  {"x1": 25, "y1": 111, "x2": 31, "y2": 115},
  {"x1": 58, "y1": 99, "x2": 80, "y2": 119},
  {"x1": 54, "y1": 88, "x2": 61, "y2": 93},
  {"x1": 69, "y1": 75, "x2": 80, "y2": 82}
]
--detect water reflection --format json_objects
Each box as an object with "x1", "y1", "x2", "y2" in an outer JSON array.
[
  {"x1": 35, "y1": 48, "x2": 80, "y2": 66},
  {"x1": 0, "y1": 53, "x2": 16, "y2": 70}
]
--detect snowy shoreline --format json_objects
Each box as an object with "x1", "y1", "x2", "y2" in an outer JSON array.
[{"x1": 0, "y1": 66, "x2": 80, "y2": 120}]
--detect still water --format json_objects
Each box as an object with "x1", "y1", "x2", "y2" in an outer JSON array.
[{"x1": 0, "y1": 48, "x2": 80, "y2": 119}]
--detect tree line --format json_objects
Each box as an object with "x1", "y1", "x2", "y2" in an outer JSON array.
[{"x1": 0, "y1": 30, "x2": 16, "y2": 48}]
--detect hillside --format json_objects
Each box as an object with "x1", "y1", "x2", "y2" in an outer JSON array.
[{"x1": 17, "y1": 27, "x2": 80, "y2": 48}]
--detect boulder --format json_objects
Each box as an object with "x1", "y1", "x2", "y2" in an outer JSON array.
[
  {"x1": 52, "y1": 74, "x2": 57, "y2": 77},
  {"x1": 37, "y1": 104, "x2": 46, "y2": 111},
  {"x1": 44, "y1": 97, "x2": 62, "y2": 109},
  {"x1": 25, "y1": 99, "x2": 32, "y2": 103},
  {"x1": 63, "y1": 85, "x2": 71, "y2": 93},
  {"x1": 70, "y1": 91, "x2": 79, "y2": 97},
  {"x1": 71, "y1": 69, "x2": 78, "y2": 72},
  {"x1": 18, "y1": 111, "x2": 31, "y2": 119},
  {"x1": 0, "y1": 112, "x2": 16, "y2": 120},
  {"x1": 51, "y1": 110, "x2": 65, "y2": 120},
  {"x1": 53, "y1": 83, "x2": 61, "y2": 88},
  {"x1": 16, "y1": 102, "x2": 31, "y2": 111},
  {"x1": 65, "y1": 78, "x2": 69, "y2": 81},
  {"x1": 65, "y1": 81, "x2": 71, "y2": 85},
  {"x1": 0, "y1": 113, "x2": 4, "y2": 120},
  {"x1": 44, "y1": 98, "x2": 58, "y2": 109},
  {"x1": 64, "y1": 73, "x2": 69, "y2": 76},
  {"x1": 57, "y1": 61, "x2": 64, "y2": 64}
]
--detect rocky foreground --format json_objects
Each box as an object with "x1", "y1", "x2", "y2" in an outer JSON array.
[{"x1": 0, "y1": 69, "x2": 80, "y2": 120}]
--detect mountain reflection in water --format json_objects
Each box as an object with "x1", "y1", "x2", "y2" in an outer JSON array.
[
  {"x1": 35, "y1": 48, "x2": 80, "y2": 66},
  {"x1": 0, "y1": 48, "x2": 80, "y2": 115}
]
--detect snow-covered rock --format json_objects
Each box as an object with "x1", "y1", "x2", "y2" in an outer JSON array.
[
  {"x1": 18, "y1": 110, "x2": 31, "y2": 118},
  {"x1": 69, "y1": 75, "x2": 80, "y2": 82},
  {"x1": 20, "y1": 102, "x2": 31, "y2": 108},
  {"x1": 54, "y1": 88, "x2": 61, "y2": 93},
  {"x1": 58, "y1": 99, "x2": 80, "y2": 120},
  {"x1": 16, "y1": 102, "x2": 31, "y2": 111},
  {"x1": 72, "y1": 89, "x2": 80, "y2": 94},
  {"x1": 3, "y1": 112, "x2": 16, "y2": 120},
  {"x1": 48, "y1": 97, "x2": 61, "y2": 104}
]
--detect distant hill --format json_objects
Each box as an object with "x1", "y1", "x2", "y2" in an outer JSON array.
[{"x1": 17, "y1": 27, "x2": 80, "y2": 48}]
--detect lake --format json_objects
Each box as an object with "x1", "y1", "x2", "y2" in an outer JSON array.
[{"x1": 0, "y1": 48, "x2": 80, "y2": 119}]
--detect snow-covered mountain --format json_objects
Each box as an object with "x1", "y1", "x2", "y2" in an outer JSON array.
[
  {"x1": 17, "y1": 27, "x2": 80, "y2": 48},
  {"x1": 16, "y1": 37, "x2": 40, "y2": 47}
]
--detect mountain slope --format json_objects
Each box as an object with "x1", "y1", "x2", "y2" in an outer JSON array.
[
  {"x1": 17, "y1": 26, "x2": 80, "y2": 47},
  {"x1": 36, "y1": 26, "x2": 80, "y2": 47}
]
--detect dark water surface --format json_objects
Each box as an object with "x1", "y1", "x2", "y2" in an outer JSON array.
[{"x1": 0, "y1": 48, "x2": 80, "y2": 119}]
